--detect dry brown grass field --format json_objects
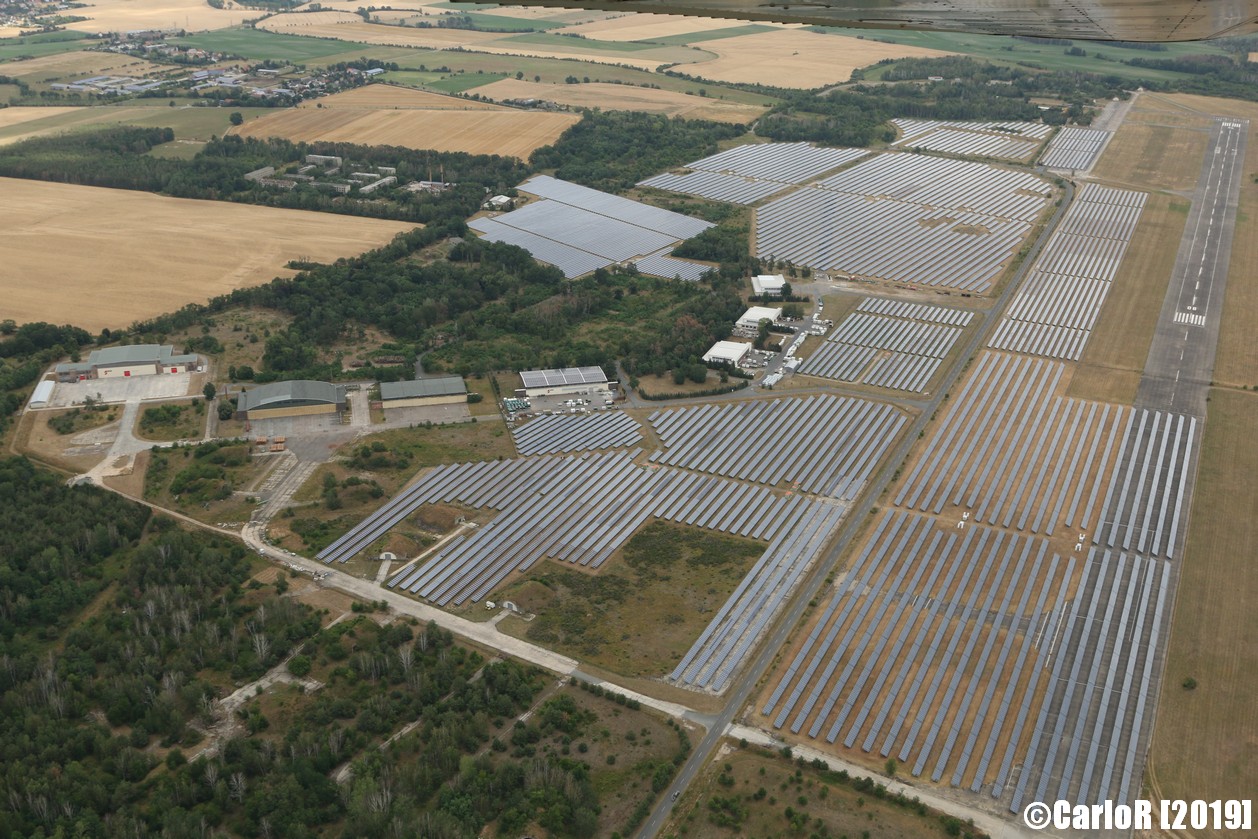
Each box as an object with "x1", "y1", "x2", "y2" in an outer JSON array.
[
  {"x1": 0, "y1": 177, "x2": 415, "y2": 331},
  {"x1": 476, "y1": 78, "x2": 766, "y2": 123},
  {"x1": 232, "y1": 101, "x2": 578, "y2": 158},
  {"x1": 1090, "y1": 121, "x2": 1211, "y2": 193},
  {"x1": 560, "y1": 12, "x2": 755, "y2": 41},
  {"x1": 1066, "y1": 193, "x2": 1188, "y2": 405},
  {"x1": 0, "y1": 51, "x2": 160, "y2": 83},
  {"x1": 69, "y1": 0, "x2": 254, "y2": 33},
  {"x1": 0, "y1": 106, "x2": 81, "y2": 130},
  {"x1": 682, "y1": 29, "x2": 952, "y2": 88},
  {"x1": 1148, "y1": 388, "x2": 1258, "y2": 834},
  {"x1": 296, "y1": 83, "x2": 503, "y2": 110}
]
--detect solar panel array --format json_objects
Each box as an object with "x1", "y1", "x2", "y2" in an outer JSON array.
[
  {"x1": 638, "y1": 143, "x2": 870, "y2": 205},
  {"x1": 894, "y1": 119, "x2": 1055, "y2": 143},
  {"x1": 315, "y1": 445, "x2": 876, "y2": 690},
  {"x1": 762, "y1": 511, "x2": 1074, "y2": 793},
  {"x1": 895, "y1": 352, "x2": 1131, "y2": 536},
  {"x1": 1010, "y1": 548, "x2": 1170, "y2": 815},
  {"x1": 1092, "y1": 409, "x2": 1196, "y2": 559},
  {"x1": 755, "y1": 155, "x2": 1053, "y2": 292},
  {"x1": 892, "y1": 120, "x2": 1053, "y2": 161},
  {"x1": 1040, "y1": 126, "x2": 1110, "y2": 170},
  {"x1": 468, "y1": 175, "x2": 712, "y2": 278},
  {"x1": 632, "y1": 251, "x2": 714, "y2": 282},
  {"x1": 814, "y1": 154, "x2": 1052, "y2": 222},
  {"x1": 799, "y1": 300, "x2": 970, "y2": 392},
  {"x1": 647, "y1": 395, "x2": 907, "y2": 499},
  {"x1": 671, "y1": 498, "x2": 847, "y2": 692},
  {"x1": 990, "y1": 183, "x2": 1147, "y2": 360},
  {"x1": 512, "y1": 411, "x2": 642, "y2": 456}
]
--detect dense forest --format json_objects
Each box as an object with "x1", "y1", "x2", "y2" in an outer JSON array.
[{"x1": 0, "y1": 456, "x2": 684, "y2": 838}]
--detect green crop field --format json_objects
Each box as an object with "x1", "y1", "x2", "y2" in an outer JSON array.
[
  {"x1": 0, "y1": 31, "x2": 94, "y2": 61},
  {"x1": 171, "y1": 28, "x2": 355, "y2": 62},
  {"x1": 647, "y1": 24, "x2": 777, "y2": 46},
  {"x1": 821, "y1": 28, "x2": 1227, "y2": 83}
]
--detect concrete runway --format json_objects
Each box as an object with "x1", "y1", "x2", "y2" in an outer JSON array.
[{"x1": 1136, "y1": 118, "x2": 1247, "y2": 417}]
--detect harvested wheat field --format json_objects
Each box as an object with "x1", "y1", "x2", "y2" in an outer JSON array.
[
  {"x1": 298, "y1": 83, "x2": 504, "y2": 110},
  {"x1": 233, "y1": 104, "x2": 577, "y2": 158},
  {"x1": 257, "y1": 18, "x2": 504, "y2": 49},
  {"x1": 0, "y1": 51, "x2": 160, "y2": 83},
  {"x1": 0, "y1": 25, "x2": 29, "y2": 37},
  {"x1": 477, "y1": 78, "x2": 765, "y2": 123},
  {"x1": 0, "y1": 177, "x2": 415, "y2": 331},
  {"x1": 560, "y1": 12, "x2": 755, "y2": 41},
  {"x1": 258, "y1": 9, "x2": 371, "y2": 28},
  {"x1": 70, "y1": 0, "x2": 255, "y2": 33},
  {"x1": 0, "y1": 106, "x2": 82, "y2": 130},
  {"x1": 684, "y1": 29, "x2": 951, "y2": 87}
]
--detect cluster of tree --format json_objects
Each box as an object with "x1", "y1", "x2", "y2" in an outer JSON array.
[
  {"x1": 530, "y1": 110, "x2": 745, "y2": 192},
  {"x1": 1126, "y1": 54, "x2": 1258, "y2": 100},
  {"x1": 877, "y1": 55, "x2": 1021, "y2": 82},
  {"x1": 0, "y1": 127, "x2": 530, "y2": 224}
]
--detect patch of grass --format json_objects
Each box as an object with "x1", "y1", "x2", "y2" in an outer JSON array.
[
  {"x1": 143, "y1": 439, "x2": 265, "y2": 520},
  {"x1": 46, "y1": 402, "x2": 116, "y2": 435},
  {"x1": 1067, "y1": 192, "x2": 1186, "y2": 405},
  {"x1": 647, "y1": 24, "x2": 777, "y2": 46},
  {"x1": 425, "y1": 70, "x2": 506, "y2": 93},
  {"x1": 498, "y1": 521, "x2": 764, "y2": 678},
  {"x1": 136, "y1": 399, "x2": 205, "y2": 442},
  {"x1": 666, "y1": 745, "x2": 988, "y2": 839},
  {"x1": 1150, "y1": 389, "x2": 1258, "y2": 817}
]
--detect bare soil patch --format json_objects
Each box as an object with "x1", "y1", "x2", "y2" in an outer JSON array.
[
  {"x1": 0, "y1": 177, "x2": 414, "y2": 331},
  {"x1": 681, "y1": 29, "x2": 952, "y2": 88}
]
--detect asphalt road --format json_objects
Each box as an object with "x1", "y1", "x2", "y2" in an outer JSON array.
[
  {"x1": 636, "y1": 179, "x2": 1077, "y2": 839},
  {"x1": 1136, "y1": 118, "x2": 1247, "y2": 417}
]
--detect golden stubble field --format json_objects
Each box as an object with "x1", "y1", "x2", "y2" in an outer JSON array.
[
  {"x1": 681, "y1": 29, "x2": 953, "y2": 88},
  {"x1": 476, "y1": 78, "x2": 767, "y2": 123},
  {"x1": 296, "y1": 84, "x2": 503, "y2": 110},
  {"x1": 68, "y1": 0, "x2": 255, "y2": 33},
  {"x1": 0, "y1": 50, "x2": 161, "y2": 83},
  {"x1": 233, "y1": 85, "x2": 579, "y2": 158},
  {"x1": 0, "y1": 177, "x2": 416, "y2": 331},
  {"x1": 0, "y1": 106, "x2": 82, "y2": 131},
  {"x1": 560, "y1": 12, "x2": 757, "y2": 41}
]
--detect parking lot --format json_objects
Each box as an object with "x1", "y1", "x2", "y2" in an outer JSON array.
[{"x1": 43, "y1": 371, "x2": 197, "y2": 409}]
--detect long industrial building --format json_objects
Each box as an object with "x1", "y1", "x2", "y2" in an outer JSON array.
[
  {"x1": 55, "y1": 344, "x2": 199, "y2": 382},
  {"x1": 236, "y1": 380, "x2": 346, "y2": 420},
  {"x1": 379, "y1": 376, "x2": 467, "y2": 409},
  {"x1": 519, "y1": 366, "x2": 610, "y2": 398}
]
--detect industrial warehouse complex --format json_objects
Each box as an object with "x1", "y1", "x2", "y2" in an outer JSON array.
[
  {"x1": 379, "y1": 376, "x2": 467, "y2": 409},
  {"x1": 55, "y1": 344, "x2": 199, "y2": 382},
  {"x1": 236, "y1": 380, "x2": 346, "y2": 420}
]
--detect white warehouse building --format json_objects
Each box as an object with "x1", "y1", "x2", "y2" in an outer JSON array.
[
  {"x1": 702, "y1": 341, "x2": 752, "y2": 367},
  {"x1": 519, "y1": 366, "x2": 611, "y2": 398},
  {"x1": 736, "y1": 306, "x2": 783, "y2": 330},
  {"x1": 752, "y1": 274, "x2": 787, "y2": 297}
]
